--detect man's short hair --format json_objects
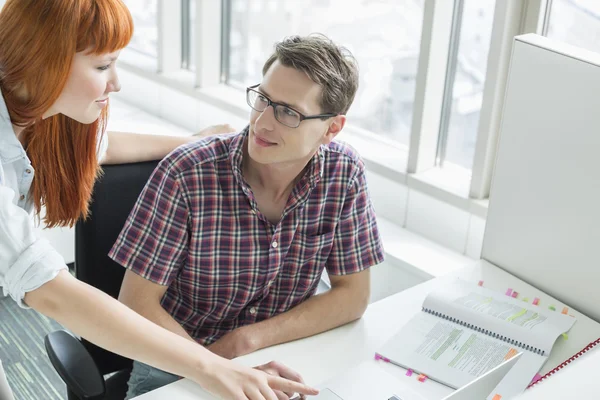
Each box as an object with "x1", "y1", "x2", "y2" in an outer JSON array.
[{"x1": 262, "y1": 33, "x2": 359, "y2": 116}]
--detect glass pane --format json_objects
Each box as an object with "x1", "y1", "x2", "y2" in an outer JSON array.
[
  {"x1": 547, "y1": 0, "x2": 600, "y2": 53},
  {"x1": 124, "y1": 0, "x2": 158, "y2": 58},
  {"x1": 228, "y1": 0, "x2": 425, "y2": 146},
  {"x1": 189, "y1": 0, "x2": 196, "y2": 70},
  {"x1": 443, "y1": 0, "x2": 496, "y2": 170}
]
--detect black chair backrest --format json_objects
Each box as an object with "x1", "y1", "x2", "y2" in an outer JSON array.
[{"x1": 75, "y1": 160, "x2": 160, "y2": 375}]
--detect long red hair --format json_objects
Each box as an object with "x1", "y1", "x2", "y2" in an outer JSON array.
[{"x1": 0, "y1": 0, "x2": 133, "y2": 228}]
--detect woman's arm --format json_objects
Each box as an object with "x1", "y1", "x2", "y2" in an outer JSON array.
[
  {"x1": 102, "y1": 124, "x2": 235, "y2": 165},
  {"x1": 25, "y1": 270, "x2": 318, "y2": 400}
]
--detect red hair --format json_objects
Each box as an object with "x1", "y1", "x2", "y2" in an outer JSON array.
[{"x1": 0, "y1": 0, "x2": 133, "y2": 227}]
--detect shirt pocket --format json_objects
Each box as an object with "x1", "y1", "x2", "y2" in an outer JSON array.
[{"x1": 283, "y1": 231, "x2": 336, "y2": 275}]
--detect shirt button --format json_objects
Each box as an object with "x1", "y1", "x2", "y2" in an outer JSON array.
[
  {"x1": 249, "y1": 307, "x2": 257, "y2": 315},
  {"x1": 19, "y1": 194, "x2": 25, "y2": 201},
  {"x1": 271, "y1": 241, "x2": 278, "y2": 249},
  {"x1": 25, "y1": 169, "x2": 31, "y2": 174}
]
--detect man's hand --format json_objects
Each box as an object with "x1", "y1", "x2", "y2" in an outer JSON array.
[
  {"x1": 193, "y1": 123, "x2": 236, "y2": 138},
  {"x1": 207, "y1": 326, "x2": 259, "y2": 360},
  {"x1": 255, "y1": 361, "x2": 309, "y2": 400}
]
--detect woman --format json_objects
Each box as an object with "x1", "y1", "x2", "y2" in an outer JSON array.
[{"x1": 0, "y1": 1, "x2": 318, "y2": 399}]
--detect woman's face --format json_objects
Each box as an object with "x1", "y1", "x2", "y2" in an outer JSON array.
[{"x1": 44, "y1": 50, "x2": 122, "y2": 124}]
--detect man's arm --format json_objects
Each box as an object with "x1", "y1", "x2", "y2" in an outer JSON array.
[
  {"x1": 119, "y1": 269, "x2": 196, "y2": 343},
  {"x1": 208, "y1": 269, "x2": 370, "y2": 359}
]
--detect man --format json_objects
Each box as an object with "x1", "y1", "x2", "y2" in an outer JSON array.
[{"x1": 110, "y1": 34, "x2": 384, "y2": 398}]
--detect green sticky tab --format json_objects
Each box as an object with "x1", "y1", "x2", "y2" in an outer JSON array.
[
  {"x1": 523, "y1": 297, "x2": 529, "y2": 302},
  {"x1": 562, "y1": 333, "x2": 569, "y2": 340}
]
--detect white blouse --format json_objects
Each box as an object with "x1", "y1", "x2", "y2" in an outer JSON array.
[{"x1": 0, "y1": 90, "x2": 107, "y2": 308}]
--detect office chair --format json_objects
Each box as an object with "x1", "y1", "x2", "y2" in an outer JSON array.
[{"x1": 44, "y1": 160, "x2": 160, "y2": 400}]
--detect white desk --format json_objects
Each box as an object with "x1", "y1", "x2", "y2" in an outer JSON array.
[{"x1": 137, "y1": 260, "x2": 600, "y2": 399}]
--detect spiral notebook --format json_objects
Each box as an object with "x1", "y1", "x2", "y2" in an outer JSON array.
[
  {"x1": 376, "y1": 280, "x2": 577, "y2": 392},
  {"x1": 526, "y1": 337, "x2": 600, "y2": 389}
]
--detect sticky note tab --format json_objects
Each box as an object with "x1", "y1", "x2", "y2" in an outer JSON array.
[
  {"x1": 405, "y1": 369, "x2": 413, "y2": 377},
  {"x1": 417, "y1": 374, "x2": 427, "y2": 382},
  {"x1": 511, "y1": 291, "x2": 519, "y2": 298},
  {"x1": 562, "y1": 333, "x2": 569, "y2": 340},
  {"x1": 478, "y1": 280, "x2": 484, "y2": 287},
  {"x1": 504, "y1": 348, "x2": 518, "y2": 360},
  {"x1": 374, "y1": 354, "x2": 390, "y2": 362},
  {"x1": 562, "y1": 307, "x2": 568, "y2": 315},
  {"x1": 549, "y1": 305, "x2": 556, "y2": 311},
  {"x1": 523, "y1": 297, "x2": 529, "y2": 302},
  {"x1": 533, "y1": 298, "x2": 540, "y2": 305},
  {"x1": 492, "y1": 395, "x2": 502, "y2": 400},
  {"x1": 505, "y1": 288, "x2": 513, "y2": 296},
  {"x1": 531, "y1": 373, "x2": 542, "y2": 384}
]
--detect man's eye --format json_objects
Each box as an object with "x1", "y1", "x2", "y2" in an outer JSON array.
[{"x1": 282, "y1": 107, "x2": 297, "y2": 117}]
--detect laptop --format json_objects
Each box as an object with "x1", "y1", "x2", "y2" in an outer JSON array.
[{"x1": 309, "y1": 353, "x2": 522, "y2": 400}]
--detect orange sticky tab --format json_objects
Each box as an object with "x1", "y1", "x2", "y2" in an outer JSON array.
[
  {"x1": 504, "y1": 348, "x2": 518, "y2": 360},
  {"x1": 562, "y1": 307, "x2": 568, "y2": 315},
  {"x1": 493, "y1": 395, "x2": 502, "y2": 400}
]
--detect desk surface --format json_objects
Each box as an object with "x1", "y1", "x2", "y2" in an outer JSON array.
[{"x1": 137, "y1": 260, "x2": 600, "y2": 399}]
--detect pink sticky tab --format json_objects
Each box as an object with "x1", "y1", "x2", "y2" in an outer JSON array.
[
  {"x1": 417, "y1": 374, "x2": 427, "y2": 382},
  {"x1": 531, "y1": 373, "x2": 542, "y2": 384},
  {"x1": 511, "y1": 291, "x2": 519, "y2": 298},
  {"x1": 533, "y1": 298, "x2": 540, "y2": 305},
  {"x1": 374, "y1": 354, "x2": 382, "y2": 361},
  {"x1": 478, "y1": 280, "x2": 484, "y2": 287},
  {"x1": 406, "y1": 369, "x2": 413, "y2": 377},
  {"x1": 505, "y1": 288, "x2": 513, "y2": 296}
]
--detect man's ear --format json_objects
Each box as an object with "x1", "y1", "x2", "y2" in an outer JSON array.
[{"x1": 323, "y1": 115, "x2": 346, "y2": 144}]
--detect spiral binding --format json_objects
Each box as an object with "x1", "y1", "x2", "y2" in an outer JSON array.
[
  {"x1": 422, "y1": 307, "x2": 545, "y2": 356},
  {"x1": 526, "y1": 337, "x2": 600, "y2": 389}
]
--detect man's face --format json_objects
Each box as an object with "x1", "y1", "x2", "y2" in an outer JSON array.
[{"x1": 248, "y1": 60, "x2": 343, "y2": 166}]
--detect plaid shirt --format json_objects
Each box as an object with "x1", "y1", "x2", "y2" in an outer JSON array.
[{"x1": 109, "y1": 127, "x2": 384, "y2": 345}]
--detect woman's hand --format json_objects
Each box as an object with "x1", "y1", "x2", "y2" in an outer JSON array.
[
  {"x1": 196, "y1": 357, "x2": 319, "y2": 400},
  {"x1": 194, "y1": 124, "x2": 236, "y2": 138}
]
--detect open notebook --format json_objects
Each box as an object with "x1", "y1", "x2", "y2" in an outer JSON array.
[{"x1": 376, "y1": 280, "x2": 576, "y2": 398}]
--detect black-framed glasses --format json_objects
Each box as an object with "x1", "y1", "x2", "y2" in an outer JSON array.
[{"x1": 246, "y1": 84, "x2": 338, "y2": 128}]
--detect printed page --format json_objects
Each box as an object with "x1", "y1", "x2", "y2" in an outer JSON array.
[
  {"x1": 423, "y1": 279, "x2": 576, "y2": 354},
  {"x1": 377, "y1": 311, "x2": 524, "y2": 389}
]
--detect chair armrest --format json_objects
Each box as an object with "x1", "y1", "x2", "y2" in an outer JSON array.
[{"x1": 44, "y1": 330, "x2": 105, "y2": 400}]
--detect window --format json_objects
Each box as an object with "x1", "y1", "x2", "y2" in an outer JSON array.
[
  {"x1": 438, "y1": 0, "x2": 496, "y2": 170},
  {"x1": 546, "y1": 0, "x2": 600, "y2": 54},
  {"x1": 181, "y1": 0, "x2": 197, "y2": 70},
  {"x1": 225, "y1": 0, "x2": 425, "y2": 146},
  {"x1": 124, "y1": 0, "x2": 159, "y2": 58}
]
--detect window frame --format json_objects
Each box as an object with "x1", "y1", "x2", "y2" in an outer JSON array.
[{"x1": 116, "y1": 0, "x2": 556, "y2": 212}]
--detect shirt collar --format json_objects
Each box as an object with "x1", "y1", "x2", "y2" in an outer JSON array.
[
  {"x1": 229, "y1": 125, "x2": 324, "y2": 203},
  {"x1": 0, "y1": 89, "x2": 26, "y2": 162}
]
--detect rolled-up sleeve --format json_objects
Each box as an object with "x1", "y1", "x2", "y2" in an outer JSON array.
[
  {"x1": 0, "y1": 184, "x2": 67, "y2": 308},
  {"x1": 326, "y1": 165, "x2": 385, "y2": 276}
]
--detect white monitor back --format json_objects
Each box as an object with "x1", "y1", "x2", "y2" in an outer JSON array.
[{"x1": 482, "y1": 34, "x2": 600, "y2": 322}]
